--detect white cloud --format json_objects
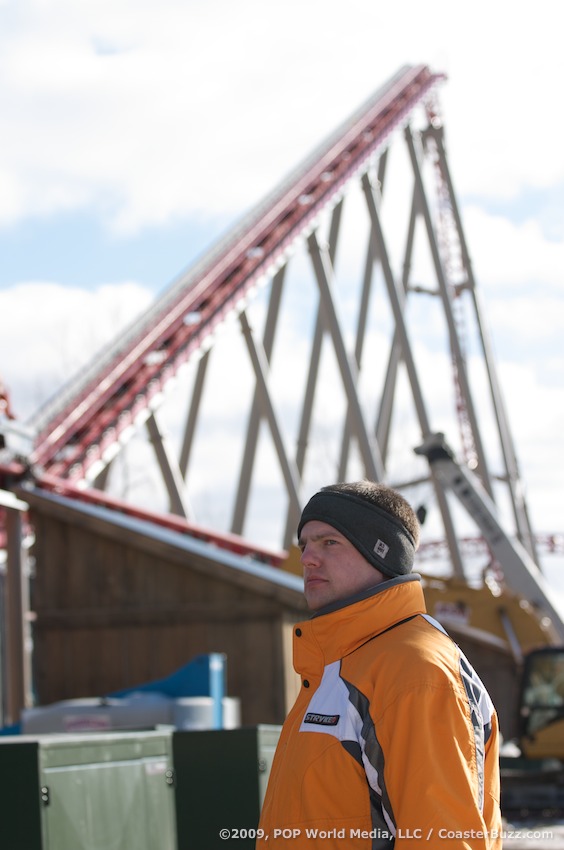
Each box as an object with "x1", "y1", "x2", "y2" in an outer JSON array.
[
  {"x1": 497, "y1": 358, "x2": 564, "y2": 536},
  {"x1": 0, "y1": 281, "x2": 153, "y2": 418},
  {"x1": 1, "y1": 0, "x2": 563, "y2": 231},
  {"x1": 464, "y1": 207, "x2": 564, "y2": 291}
]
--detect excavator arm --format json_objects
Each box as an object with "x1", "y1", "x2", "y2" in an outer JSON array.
[{"x1": 415, "y1": 433, "x2": 564, "y2": 642}]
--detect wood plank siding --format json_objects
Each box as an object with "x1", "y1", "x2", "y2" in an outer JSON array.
[{"x1": 24, "y1": 488, "x2": 307, "y2": 726}]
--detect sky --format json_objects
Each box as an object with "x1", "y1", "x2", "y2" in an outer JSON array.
[{"x1": 0, "y1": 0, "x2": 563, "y2": 590}]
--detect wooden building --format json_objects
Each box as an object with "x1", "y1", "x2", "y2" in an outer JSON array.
[{"x1": 24, "y1": 487, "x2": 308, "y2": 726}]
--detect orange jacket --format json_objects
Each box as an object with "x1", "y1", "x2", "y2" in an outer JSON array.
[{"x1": 257, "y1": 576, "x2": 502, "y2": 849}]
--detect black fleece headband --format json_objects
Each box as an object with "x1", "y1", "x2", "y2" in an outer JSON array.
[{"x1": 297, "y1": 490, "x2": 416, "y2": 578}]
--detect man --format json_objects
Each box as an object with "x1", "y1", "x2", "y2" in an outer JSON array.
[{"x1": 257, "y1": 481, "x2": 502, "y2": 849}]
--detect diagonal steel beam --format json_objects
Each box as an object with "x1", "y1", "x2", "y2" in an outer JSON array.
[
  {"x1": 307, "y1": 230, "x2": 383, "y2": 481},
  {"x1": 337, "y1": 152, "x2": 389, "y2": 480},
  {"x1": 231, "y1": 267, "x2": 287, "y2": 535},
  {"x1": 179, "y1": 349, "x2": 211, "y2": 480},
  {"x1": 238, "y1": 312, "x2": 302, "y2": 525},
  {"x1": 375, "y1": 183, "x2": 419, "y2": 461},
  {"x1": 282, "y1": 200, "x2": 344, "y2": 547},
  {"x1": 145, "y1": 412, "x2": 192, "y2": 517}
]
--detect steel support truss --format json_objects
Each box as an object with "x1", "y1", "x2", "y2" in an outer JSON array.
[{"x1": 6, "y1": 65, "x2": 540, "y2": 588}]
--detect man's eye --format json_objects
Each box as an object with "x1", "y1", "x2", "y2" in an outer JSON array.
[{"x1": 325, "y1": 538, "x2": 338, "y2": 546}]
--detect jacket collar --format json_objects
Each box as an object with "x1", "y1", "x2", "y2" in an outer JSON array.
[
  {"x1": 311, "y1": 573, "x2": 421, "y2": 618},
  {"x1": 293, "y1": 575, "x2": 426, "y2": 674}
]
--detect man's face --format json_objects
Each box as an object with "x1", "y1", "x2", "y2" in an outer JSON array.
[{"x1": 298, "y1": 520, "x2": 383, "y2": 611}]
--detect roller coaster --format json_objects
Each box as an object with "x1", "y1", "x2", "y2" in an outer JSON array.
[{"x1": 1, "y1": 68, "x2": 564, "y2": 819}]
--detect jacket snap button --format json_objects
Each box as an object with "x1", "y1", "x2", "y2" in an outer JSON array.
[
  {"x1": 295, "y1": 628, "x2": 302, "y2": 637},
  {"x1": 303, "y1": 680, "x2": 310, "y2": 688}
]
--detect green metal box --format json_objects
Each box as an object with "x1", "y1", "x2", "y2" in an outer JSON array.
[
  {"x1": 173, "y1": 725, "x2": 281, "y2": 850},
  {"x1": 0, "y1": 730, "x2": 178, "y2": 850}
]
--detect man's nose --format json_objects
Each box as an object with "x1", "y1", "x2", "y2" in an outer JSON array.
[{"x1": 300, "y1": 542, "x2": 319, "y2": 567}]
